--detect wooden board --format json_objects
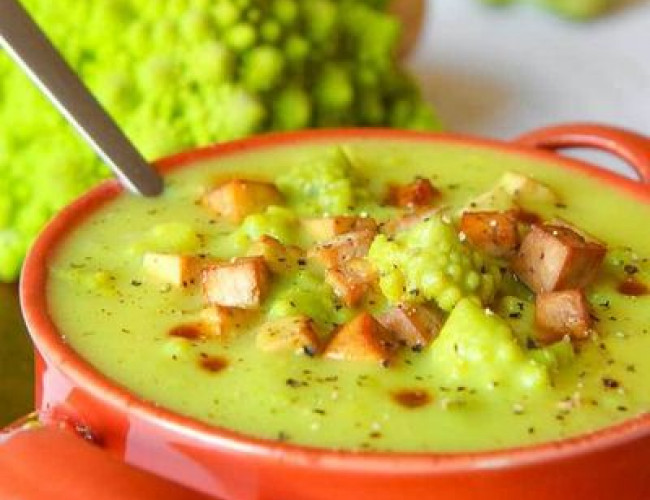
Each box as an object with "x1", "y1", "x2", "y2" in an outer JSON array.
[
  {"x1": 0, "y1": 284, "x2": 34, "y2": 427},
  {"x1": 391, "y1": 0, "x2": 426, "y2": 58}
]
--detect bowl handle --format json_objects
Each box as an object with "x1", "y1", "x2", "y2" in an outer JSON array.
[
  {"x1": 0, "y1": 422, "x2": 212, "y2": 500},
  {"x1": 515, "y1": 123, "x2": 650, "y2": 184}
]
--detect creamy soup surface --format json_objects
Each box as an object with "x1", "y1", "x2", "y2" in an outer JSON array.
[{"x1": 48, "y1": 138, "x2": 650, "y2": 452}]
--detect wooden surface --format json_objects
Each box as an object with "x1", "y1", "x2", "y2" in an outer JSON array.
[
  {"x1": 392, "y1": 0, "x2": 426, "y2": 58},
  {"x1": 0, "y1": 284, "x2": 33, "y2": 427}
]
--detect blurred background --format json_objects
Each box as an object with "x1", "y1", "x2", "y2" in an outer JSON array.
[
  {"x1": 1, "y1": 0, "x2": 649, "y2": 427},
  {"x1": 415, "y1": 0, "x2": 650, "y2": 174}
]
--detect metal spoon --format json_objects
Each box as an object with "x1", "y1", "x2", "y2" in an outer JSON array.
[{"x1": 0, "y1": 0, "x2": 163, "y2": 197}]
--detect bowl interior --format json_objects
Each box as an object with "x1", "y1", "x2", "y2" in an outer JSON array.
[{"x1": 20, "y1": 129, "x2": 650, "y2": 471}]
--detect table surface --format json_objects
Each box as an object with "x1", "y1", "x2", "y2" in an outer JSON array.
[
  {"x1": 0, "y1": 284, "x2": 33, "y2": 426},
  {"x1": 411, "y1": 0, "x2": 650, "y2": 176},
  {"x1": 2, "y1": 0, "x2": 650, "y2": 427}
]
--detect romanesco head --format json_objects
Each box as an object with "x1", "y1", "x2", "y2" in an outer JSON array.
[
  {"x1": 0, "y1": 0, "x2": 441, "y2": 282},
  {"x1": 368, "y1": 214, "x2": 502, "y2": 311}
]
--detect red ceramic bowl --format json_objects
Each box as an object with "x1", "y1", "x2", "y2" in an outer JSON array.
[{"x1": 12, "y1": 124, "x2": 650, "y2": 500}]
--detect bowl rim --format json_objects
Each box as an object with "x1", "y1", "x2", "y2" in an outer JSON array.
[{"x1": 20, "y1": 127, "x2": 650, "y2": 474}]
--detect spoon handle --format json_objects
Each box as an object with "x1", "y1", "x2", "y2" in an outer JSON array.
[{"x1": 0, "y1": 0, "x2": 163, "y2": 196}]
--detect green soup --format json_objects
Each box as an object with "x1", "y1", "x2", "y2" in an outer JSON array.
[{"x1": 47, "y1": 138, "x2": 650, "y2": 452}]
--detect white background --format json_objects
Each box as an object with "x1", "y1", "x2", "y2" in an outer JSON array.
[{"x1": 410, "y1": 0, "x2": 650, "y2": 176}]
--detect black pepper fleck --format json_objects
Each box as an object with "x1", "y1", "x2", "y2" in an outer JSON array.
[{"x1": 624, "y1": 264, "x2": 639, "y2": 275}]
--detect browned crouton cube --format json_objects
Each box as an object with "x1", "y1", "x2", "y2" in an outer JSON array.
[
  {"x1": 325, "y1": 259, "x2": 377, "y2": 307},
  {"x1": 388, "y1": 178, "x2": 440, "y2": 208},
  {"x1": 535, "y1": 289, "x2": 592, "y2": 344},
  {"x1": 500, "y1": 171, "x2": 558, "y2": 205},
  {"x1": 202, "y1": 257, "x2": 269, "y2": 309},
  {"x1": 460, "y1": 210, "x2": 520, "y2": 258},
  {"x1": 247, "y1": 235, "x2": 304, "y2": 274},
  {"x1": 548, "y1": 217, "x2": 605, "y2": 245},
  {"x1": 143, "y1": 253, "x2": 201, "y2": 287},
  {"x1": 380, "y1": 207, "x2": 442, "y2": 235},
  {"x1": 308, "y1": 230, "x2": 376, "y2": 269},
  {"x1": 256, "y1": 316, "x2": 320, "y2": 356},
  {"x1": 326, "y1": 268, "x2": 366, "y2": 308},
  {"x1": 377, "y1": 303, "x2": 444, "y2": 349},
  {"x1": 203, "y1": 180, "x2": 282, "y2": 223},
  {"x1": 513, "y1": 209, "x2": 543, "y2": 225},
  {"x1": 512, "y1": 225, "x2": 606, "y2": 293},
  {"x1": 324, "y1": 313, "x2": 398, "y2": 365},
  {"x1": 200, "y1": 306, "x2": 253, "y2": 337},
  {"x1": 302, "y1": 216, "x2": 378, "y2": 241}
]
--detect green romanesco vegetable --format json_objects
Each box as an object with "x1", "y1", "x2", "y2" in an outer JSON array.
[
  {"x1": 0, "y1": 0, "x2": 441, "y2": 282},
  {"x1": 276, "y1": 148, "x2": 372, "y2": 216},
  {"x1": 430, "y1": 298, "x2": 550, "y2": 393},
  {"x1": 478, "y1": 0, "x2": 616, "y2": 20},
  {"x1": 368, "y1": 215, "x2": 502, "y2": 312},
  {"x1": 267, "y1": 269, "x2": 354, "y2": 332}
]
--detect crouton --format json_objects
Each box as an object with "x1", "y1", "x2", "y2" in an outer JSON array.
[
  {"x1": 464, "y1": 172, "x2": 558, "y2": 213},
  {"x1": 460, "y1": 210, "x2": 520, "y2": 258},
  {"x1": 377, "y1": 303, "x2": 444, "y2": 349},
  {"x1": 388, "y1": 178, "x2": 440, "y2": 208},
  {"x1": 200, "y1": 306, "x2": 253, "y2": 337},
  {"x1": 256, "y1": 316, "x2": 320, "y2": 356},
  {"x1": 325, "y1": 259, "x2": 377, "y2": 307},
  {"x1": 512, "y1": 225, "x2": 606, "y2": 293},
  {"x1": 535, "y1": 289, "x2": 592, "y2": 344},
  {"x1": 143, "y1": 253, "x2": 201, "y2": 287},
  {"x1": 308, "y1": 230, "x2": 376, "y2": 269},
  {"x1": 381, "y1": 207, "x2": 442, "y2": 235},
  {"x1": 548, "y1": 217, "x2": 605, "y2": 246},
  {"x1": 247, "y1": 235, "x2": 304, "y2": 274},
  {"x1": 202, "y1": 180, "x2": 283, "y2": 223},
  {"x1": 302, "y1": 216, "x2": 378, "y2": 241},
  {"x1": 324, "y1": 313, "x2": 399, "y2": 365},
  {"x1": 202, "y1": 256, "x2": 269, "y2": 309},
  {"x1": 500, "y1": 172, "x2": 558, "y2": 205},
  {"x1": 513, "y1": 209, "x2": 542, "y2": 225},
  {"x1": 465, "y1": 186, "x2": 514, "y2": 213}
]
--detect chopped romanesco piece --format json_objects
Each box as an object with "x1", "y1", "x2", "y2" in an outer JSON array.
[
  {"x1": 276, "y1": 148, "x2": 372, "y2": 216},
  {"x1": 430, "y1": 298, "x2": 550, "y2": 393},
  {"x1": 368, "y1": 215, "x2": 502, "y2": 311},
  {"x1": 267, "y1": 269, "x2": 353, "y2": 331}
]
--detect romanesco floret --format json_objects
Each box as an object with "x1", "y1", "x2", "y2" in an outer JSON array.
[
  {"x1": 0, "y1": 0, "x2": 441, "y2": 282},
  {"x1": 430, "y1": 298, "x2": 550, "y2": 393},
  {"x1": 368, "y1": 215, "x2": 502, "y2": 312},
  {"x1": 267, "y1": 269, "x2": 353, "y2": 331},
  {"x1": 276, "y1": 148, "x2": 372, "y2": 216}
]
